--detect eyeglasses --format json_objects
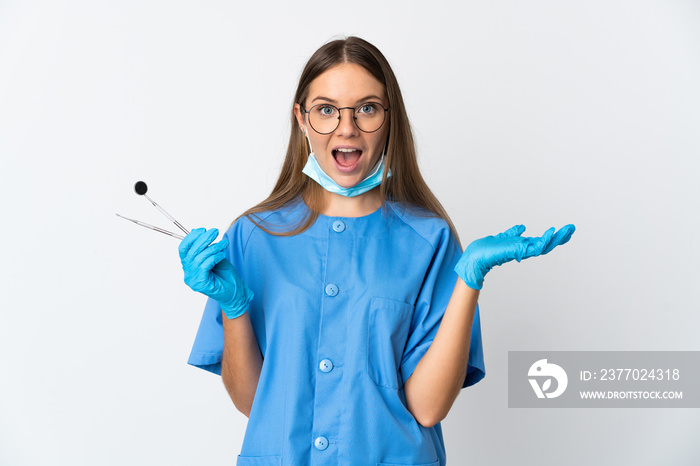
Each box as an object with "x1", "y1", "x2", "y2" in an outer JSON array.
[{"x1": 301, "y1": 102, "x2": 390, "y2": 134}]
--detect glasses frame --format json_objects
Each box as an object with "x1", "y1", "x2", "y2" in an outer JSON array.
[{"x1": 300, "y1": 102, "x2": 391, "y2": 135}]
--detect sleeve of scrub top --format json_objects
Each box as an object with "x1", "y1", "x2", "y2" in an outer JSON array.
[
  {"x1": 187, "y1": 217, "x2": 252, "y2": 375},
  {"x1": 400, "y1": 227, "x2": 486, "y2": 389}
]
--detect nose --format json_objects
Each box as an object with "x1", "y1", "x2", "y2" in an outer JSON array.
[{"x1": 335, "y1": 107, "x2": 360, "y2": 137}]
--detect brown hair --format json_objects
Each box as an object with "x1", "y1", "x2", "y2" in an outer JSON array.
[{"x1": 235, "y1": 36, "x2": 460, "y2": 245}]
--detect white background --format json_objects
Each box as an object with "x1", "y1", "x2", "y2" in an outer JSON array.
[{"x1": 1, "y1": 1, "x2": 699, "y2": 464}]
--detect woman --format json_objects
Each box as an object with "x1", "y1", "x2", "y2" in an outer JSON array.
[{"x1": 179, "y1": 36, "x2": 574, "y2": 465}]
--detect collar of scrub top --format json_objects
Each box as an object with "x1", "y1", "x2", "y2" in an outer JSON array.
[{"x1": 116, "y1": 181, "x2": 189, "y2": 240}]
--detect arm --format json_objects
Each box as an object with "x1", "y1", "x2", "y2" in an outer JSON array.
[
  {"x1": 222, "y1": 310, "x2": 263, "y2": 418},
  {"x1": 404, "y1": 278, "x2": 478, "y2": 428},
  {"x1": 404, "y1": 223, "x2": 575, "y2": 427},
  {"x1": 178, "y1": 227, "x2": 259, "y2": 416}
]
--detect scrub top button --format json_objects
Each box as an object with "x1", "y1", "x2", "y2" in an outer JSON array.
[
  {"x1": 319, "y1": 359, "x2": 333, "y2": 373},
  {"x1": 314, "y1": 436, "x2": 329, "y2": 451},
  {"x1": 325, "y1": 284, "x2": 339, "y2": 297},
  {"x1": 332, "y1": 220, "x2": 346, "y2": 232}
]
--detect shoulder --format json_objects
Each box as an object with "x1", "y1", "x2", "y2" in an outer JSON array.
[
  {"x1": 385, "y1": 202, "x2": 455, "y2": 252},
  {"x1": 224, "y1": 198, "x2": 308, "y2": 246}
]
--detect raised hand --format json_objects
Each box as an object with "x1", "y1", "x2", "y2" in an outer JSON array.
[
  {"x1": 179, "y1": 228, "x2": 254, "y2": 319},
  {"x1": 454, "y1": 224, "x2": 576, "y2": 290}
]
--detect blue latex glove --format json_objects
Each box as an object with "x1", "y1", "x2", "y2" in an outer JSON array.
[
  {"x1": 178, "y1": 227, "x2": 254, "y2": 319},
  {"x1": 454, "y1": 224, "x2": 576, "y2": 290}
]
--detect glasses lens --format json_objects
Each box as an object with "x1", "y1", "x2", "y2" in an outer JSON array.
[
  {"x1": 308, "y1": 105, "x2": 340, "y2": 134},
  {"x1": 354, "y1": 102, "x2": 386, "y2": 133}
]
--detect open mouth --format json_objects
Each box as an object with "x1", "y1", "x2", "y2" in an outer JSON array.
[{"x1": 332, "y1": 148, "x2": 363, "y2": 172}]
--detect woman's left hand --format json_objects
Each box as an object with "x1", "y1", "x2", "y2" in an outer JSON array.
[{"x1": 454, "y1": 224, "x2": 576, "y2": 290}]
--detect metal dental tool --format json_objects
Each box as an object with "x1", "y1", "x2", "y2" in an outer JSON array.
[{"x1": 116, "y1": 181, "x2": 189, "y2": 240}]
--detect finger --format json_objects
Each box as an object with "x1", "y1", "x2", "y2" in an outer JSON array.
[
  {"x1": 179, "y1": 228, "x2": 207, "y2": 260},
  {"x1": 542, "y1": 224, "x2": 576, "y2": 255},
  {"x1": 538, "y1": 227, "x2": 556, "y2": 255},
  {"x1": 557, "y1": 224, "x2": 576, "y2": 245},
  {"x1": 185, "y1": 246, "x2": 227, "y2": 290},
  {"x1": 521, "y1": 227, "x2": 554, "y2": 259},
  {"x1": 190, "y1": 239, "x2": 229, "y2": 270},
  {"x1": 494, "y1": 224, "x2": 526, "y2": 239},
  {"x1": 185, "y1": 228, "x2": 220, "y2": 264},
  {"x1": 197, "y1": 250, "x2": 228, "y2": 274}
]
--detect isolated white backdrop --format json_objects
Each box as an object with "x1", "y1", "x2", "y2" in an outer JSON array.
[{"x1": 1, "y1": 1, "x2": 699, "y2": 465}]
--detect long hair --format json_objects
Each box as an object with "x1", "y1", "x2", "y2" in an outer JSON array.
[{"x1": 235, "y1": 36, "x2": 460, "y2": 245}]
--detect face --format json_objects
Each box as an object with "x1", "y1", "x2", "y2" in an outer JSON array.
[{"x1": 294, "y1": 63, "x2": 390, "y2": 189}]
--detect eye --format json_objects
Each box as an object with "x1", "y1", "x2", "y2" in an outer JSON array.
[
  {"x1": 318, "y1": 105, "x2": 336, "y2": 116},
  {"x1": 357, "y1": 103, "x2": 377, "y2": 115}
]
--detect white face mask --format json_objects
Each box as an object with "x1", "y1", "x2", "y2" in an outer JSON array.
[{"x1": 301, "y1": 130, "x2": 391, "y2": 198}]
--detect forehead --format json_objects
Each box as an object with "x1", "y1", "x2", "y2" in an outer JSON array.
[{"x1": 307, "y1": 62, "x2": 386, "y2": 103}]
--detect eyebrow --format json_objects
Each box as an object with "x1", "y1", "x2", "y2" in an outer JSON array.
[{"x1": 311, "y1": 95, "x2": 385, "y2": 105}]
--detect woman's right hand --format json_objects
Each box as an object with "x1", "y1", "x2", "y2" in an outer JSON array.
[{"x1": 178, "y1": 228, "x2": 254, "y2": 319}]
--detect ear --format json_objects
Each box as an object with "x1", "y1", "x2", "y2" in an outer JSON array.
[{"x1": 293, "y1": 103, "x2": 306, "y2": 134}]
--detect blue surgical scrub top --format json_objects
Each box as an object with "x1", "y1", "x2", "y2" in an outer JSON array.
[{"x1": 189, "y1": 198, "x2": 485, "y2": 466}]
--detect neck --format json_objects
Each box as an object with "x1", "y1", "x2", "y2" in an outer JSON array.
[{"x1": 320, "y1": 187, "x2": 382, "y2": 217}]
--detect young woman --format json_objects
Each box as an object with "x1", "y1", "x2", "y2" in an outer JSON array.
[{"x1": 179, "y1": 36, "x2": 574, "y2": 465}]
